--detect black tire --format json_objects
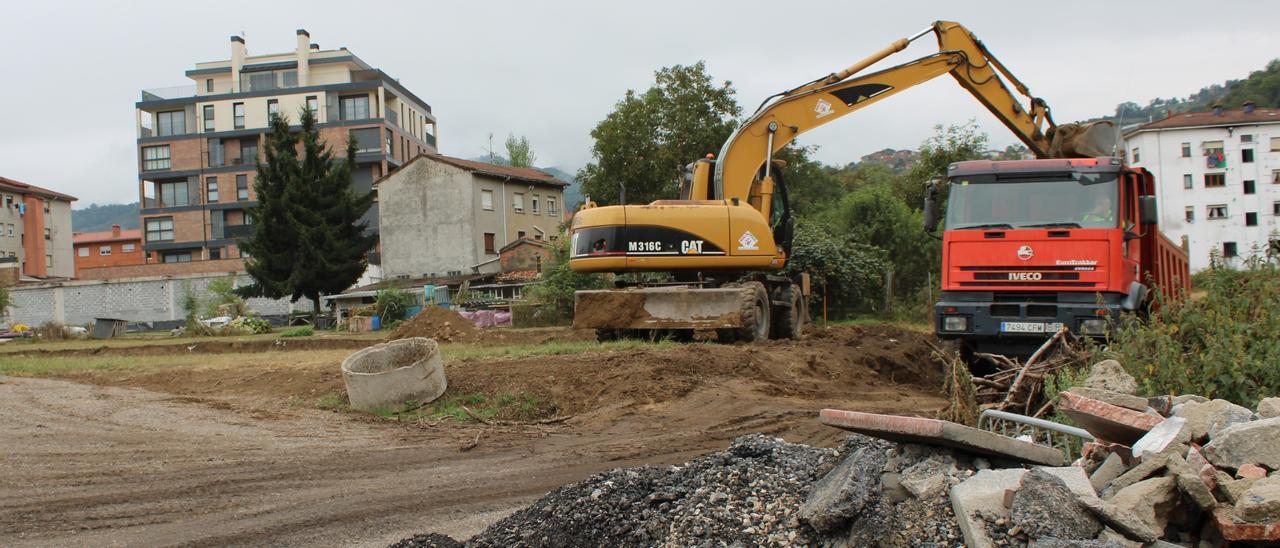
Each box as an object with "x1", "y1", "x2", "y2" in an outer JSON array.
[
  {"x1": 773, "y1": 285, "x2": 806, "y2": 340},
  {"x1": 736, "y1": 282, "x2": 771, "y2": 343}
]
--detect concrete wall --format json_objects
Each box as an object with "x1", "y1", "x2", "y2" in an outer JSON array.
[
  {"x1": 378, "y1": 159, "x2": 477, "y2": 278},
  {"x1": 0, "y1": 193, "x2": 23, "y2": 260},
  {"x1": 47, "y1": 199, "x2": 75, "y2": 278},
  {"x1": 4, "y1": 272, "x2": 299, "y2": 327}
]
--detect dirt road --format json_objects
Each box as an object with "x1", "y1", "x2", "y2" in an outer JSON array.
[{"x1": 0, "y1": 325, "x2": 947, "y2": 546}]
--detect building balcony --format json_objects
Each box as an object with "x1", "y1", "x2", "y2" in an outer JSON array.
[{"x1": 222, "y1": 224, "x2": 253, "y2": 239}]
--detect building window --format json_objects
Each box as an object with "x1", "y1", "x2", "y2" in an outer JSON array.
[
  {"x1": 1130, "y1": 148, "x2": 1139, "y2": 163},
  {"x1": 1246, "y1": 212, "x2": 1258, "y2": 227},
  {"x1": 1272, "y1": 137, "x2": 1280, "y2": 152},
  {"x1": 142, "y1": 145, "x2": 171, "y2": 171},
  {"x1": 145, "y1": 217, "x2": 174, "y2": 242},
  {"x1": 1241, "y1": 134, "x2": 1254, "y2": 143},
  {"x1": 156, "y1": 110, "x2": 185, "y2": 136},
  {"x1": 1207, "y1": 204, "x2": 1228, "y2": 220},
  {"x1": 1275, "y1": 170, "x2": 1280, "y2": 185},
  {"x1": 517, "y1": 230, "x2": 526, "y2": 239},
  {"x1": 1223, "y1": 242, "x2": 1238, "y2": 258},
  {"x1": 548, "y1": 197, "x2": 557, "y2": 216},
  {"x1": 159, "y1": 180, "x2": 190, "y2": 207},
  {"x1": 1203, "y1": 141, "x2": 1226, "y2": 168},
  {"x1": 99, "y1": 245, "x2": 111, "y2": 256},
  {"x1": 513, "y1": 192, "x2": 525, "y2": 212},
  {"x1": 1244, "y1": 180, "x2": 1256, "y2": 195},
  {"x1": 1243, "y1": 149, "x2": 1255, "y2": 163},
  {"x1": 237, "y1": 175, "x2": 249, "y2": 201},
  {"x1": 233, "y1": 102, "x2": 245, "y2": 129},
  {"x1": 306, "y1": 95, "x2": 318, "y2": 114},
  {"x1": 203, "y1": 105, "x2": 215, "y2": 132},
  {"x1": 351, "y1": 128, "x2": 381, "y2": 154},
  {"x1": 1204, "y1": 173, "x2": 1225, "y2": 188},
  {"x1": 205, "y1": 78, "x2": 213, "y2": 93},
  {"x1": 123, "y1": 243, "x2": 135, "y2": 253},
  {"x1": 43, "y1": 200, "x2": 49, "y2": 214},
  {"x1": 78, "y1": 246, "x2": 89, "y2": 257},
  {"x1": 240, "y1": 139, "x2": 258, "y2": 165},
  {"x1": 1183, "y1": 174, "x2": 1193, "y2": 189},
  {"x1": 163, "y1": 252, "x2": 192, "y2": 263},
  {"x1": 1184, "y1": 206, "x2": 1195, "y2": 223},
  {"x1": 43, "y1": 228, "x2": 50, "y2": 240},
  {"x1": 1180, "y1": 142, "x2": 1191, "y2": 158},
  {"x1": 45, "y1": 254, "x2": 52, "y2": 268},
  {"x1": 267, "y1": 99, "x2": 279, "y2": 118},
  {"x1": 481, "y1": 189, "x2": 494, "y2": 211},
  {"x1": 339, "y1": 95, "x2": 370, "y2": 120},
  {"x1": 483, "y1": 232, "x2": 496, "y2": 254},
  {"x1": 1275, "y1": 201, "x2": 1280, "y2": 216},
  {"x1": 206, "y1": 176, "x2": 219, "y2": 203},
  {"x1": 209, "y1": 247, "x2": 222, "y2": 260},
  {"x1": 532, "y1": 195, "x2": 539, "y2": 214},
  {"x1": 6, "y1": 224, "x2": 12, "y2": 236}
]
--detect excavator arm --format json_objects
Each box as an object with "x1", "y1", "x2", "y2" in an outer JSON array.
[{"x1": 698, "y1": 21, "x2": 1108, "y2": 210}]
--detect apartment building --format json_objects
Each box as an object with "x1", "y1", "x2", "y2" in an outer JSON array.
[
  {"x1": 135, "y1": 30, "x2": 437, "y2": 266},
  {"x1": 1124, "y1": 102, "x2": 1280, "y2": 271},
  {"x1": 376, "y1": 154, "x2": 568, "y2": 279},
  {"x1": 0, "y1": 177, "x2": 77, "y2": 279},
  {"x1": 73, "y1": 224, "x2": 145, "y2": 276}
]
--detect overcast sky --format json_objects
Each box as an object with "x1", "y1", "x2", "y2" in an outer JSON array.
[{"x1": 1, "y1": 1, "x2": 1276, "y2": 207}]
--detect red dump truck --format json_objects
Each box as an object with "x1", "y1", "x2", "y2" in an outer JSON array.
[{"x1": 923, "y1": 157, "x2": 1190, "y2": 361}]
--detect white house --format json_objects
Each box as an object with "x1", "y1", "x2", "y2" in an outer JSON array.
[{"x1": 1124, "y1": 102, "x2": 1280, "y2": 271}]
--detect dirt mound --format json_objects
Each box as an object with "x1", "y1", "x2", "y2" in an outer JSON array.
[{"x1": 389, "y1": 307, "x2": 482, "y2": 343}]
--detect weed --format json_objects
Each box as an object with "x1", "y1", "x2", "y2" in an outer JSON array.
[
  {"x1": 280, "y1": 326, "x2": 314, "y2": 338},
  {"x1": 315, "y1": 391, "x2": 349, "y2": 411}
]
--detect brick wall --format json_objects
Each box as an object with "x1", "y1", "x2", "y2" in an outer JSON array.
[
  {"x1": 78, "y1": 258, "x2": 245, "y2": 281},
  {"x1": 74, "y1": 239, "x2": 146, "y2": 275}
]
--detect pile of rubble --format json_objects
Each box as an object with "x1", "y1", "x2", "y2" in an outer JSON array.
[{"x1": 393, "y1": 360, "x2": 1278, "y2": 547}]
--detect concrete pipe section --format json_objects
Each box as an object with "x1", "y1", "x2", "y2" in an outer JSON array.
[{"x1": 341, "y1": 337, "x2": 447, "y2": 411}]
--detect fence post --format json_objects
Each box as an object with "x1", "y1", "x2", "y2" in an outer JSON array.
[{"x1": 884, "y1": 268, "x2": 894, "y2": 315}]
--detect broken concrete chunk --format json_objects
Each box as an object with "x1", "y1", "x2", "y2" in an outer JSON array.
[
  {"x1": 1082, "y1": 359, "x2": 1139, "y2": 395},
  {"x1": 1203, "y1": 417, "x2": 1280, "y2": 470},
  {"x1": 1131, "y1": 417, "x2": 1189, "y2": 460},
  {"x1": 1102, "y1": 455, "x2": 1167, "y2": 498},
  {"x1": 1257, "y1": 397, "x2": 1280, "y2": 420},
  {"x1": 818, "y1": 409, "x2": 1067, "y2": 466},
  {"x1": 1238, "y1": 463, "x2": 1268, "y2": 480},
  {"x1": 1090, "y1": 453, "x2": 1129, "y2": 493},
  {"x1": 1078, "y1": 497, "x2": 1160, "y2": 543},
  {"x1": 1167, "y1": 453, "x2": 1217, "y2": 512},
  {"x1": 1012, "y1": 468, "x2": 1103, "y2": 541},
  {"x1": 1237, "y1": 476, "x2": 1280, "y2": 523},
  {"x1": 1059, "y1": 391, "x2": 1164, "y2": 446},
  {"x1": 1173, "y1": 399, "x2": 1255, "y2": 442},
  {"x1": 798, "y1": 446, "x2": 885, "y2": 534},
  {"x1": 1097, "y1": 527, "x2": 1144, "y2": 548},
  {"x1": 1027, "y1": 538, "x2": 1124, "y2": 548},
  {"x1": 1109, "y1": 476, "x2": 1178, "y2": 537},
  {"x1": 899, "y1": 454, "x2": 956, "y2": 499},
  {"x1": 952, "y1": 469, "x2": 1028, "y2": 548},
  {"x1": 1039, "y1": 466, "x2": 1100, "y2": 500},
  {"x1": 1067, "y1": 387, "x2": 1150, "y2": 412},
  {"x1": 1220, "y1": 477, "x2": 1261, "y2": 505},
  {"x1": 1213, "y1": 506, "x2": 1280, "y2": 542}
]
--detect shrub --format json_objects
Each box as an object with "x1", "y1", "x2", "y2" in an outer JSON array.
[
  {"x1": 375, "y1": 288, "x2": 415, "y2": 323},
  {"x1": 204, "y1": 275, "x2": 249, "y2": 317},
  {"x1": 1100, "y1": 255, "x2": 1280, "y2": 408},
  {"x1": 228, "y1": 315, "x2": 272, "y2": 334},
  {"x1": 528, "y1": 236, "x2": 608, "y2": 321},
  {"x1": 280, "y1": 326, "x2": 314, "y2": 338}
]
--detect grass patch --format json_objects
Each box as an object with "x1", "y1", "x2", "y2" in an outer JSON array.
[
  {"x1": 280, "y1": 326, "x2": 314, "y2": 338},
  {"x1": 315, "y1": 391, "x2": 350, "y2": 412},
  {"x1": 355, "y1": 392, "x2": 552, "y2": 423},
  {"x1": 821, "y1": 315, "x2": 932, "y2": 332},
  {"x1": 446, "y1": 338, "x2": 679, "y2": 361}
]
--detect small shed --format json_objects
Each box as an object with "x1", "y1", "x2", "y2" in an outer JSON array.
[{"x1": 91, "y1": 318, "x2": 130, "y2": 339}]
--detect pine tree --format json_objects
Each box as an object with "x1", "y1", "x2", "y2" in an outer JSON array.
[{"x1": 240, "y1": 108, "x2": 376, "y2": 325}]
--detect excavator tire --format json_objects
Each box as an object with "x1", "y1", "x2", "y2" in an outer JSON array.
[
  {"x1": 773, "y1": 284, "x2": 805, "y2": 340},
  {"x1": 733, "y1": 282, "x2": 771, "y2": 343}
]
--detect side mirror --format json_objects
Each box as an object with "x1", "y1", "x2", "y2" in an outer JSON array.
[
  {"x1": 922, "y1": 180, "x2": 941, "y2": 233},
  {"x1": 1138, "y1": 195, "x2": 1158, "y2": 226}
]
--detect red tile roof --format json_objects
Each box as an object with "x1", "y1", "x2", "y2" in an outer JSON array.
[
  {"x1": 0, "y1": 176, "x2": 78, "y2": 201},
  {"x1": 1130, "y1": 107, "x2": 1280, "y2": 133},
  {"x1": 376, "y1": 153, "x2": 569, "y2": 187},
  {"x1": 73, "y1": 228, "x2": 142, "y2": 244}
]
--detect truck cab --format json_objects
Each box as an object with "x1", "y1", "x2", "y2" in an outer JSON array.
[{"x1": 925, "y1": 157, "x2": 1189, "y2": 359}]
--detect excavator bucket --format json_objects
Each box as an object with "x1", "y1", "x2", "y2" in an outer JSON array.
[
  {"x1": 1047, "y1": 121, "x2": 1118, "y2": 159},
  {"x1": 573, "y1": 286, "x2": 750, "y2": 330}
]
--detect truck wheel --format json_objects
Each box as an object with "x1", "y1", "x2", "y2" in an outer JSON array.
[
  {"x1": 736, "y1": 282, "x2": 771, "y2": 343},
  {"x1": 773, "y1": 285, "x2": 806, "y2": 340}
]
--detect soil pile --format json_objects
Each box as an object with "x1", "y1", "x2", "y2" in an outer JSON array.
[{"x1": 389, "y1": 307, "x2": 481, "y2": 343}]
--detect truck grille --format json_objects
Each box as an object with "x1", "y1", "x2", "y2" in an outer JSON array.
[{"x1": 957, "y1": 265, "x2": 1099, "y2": 288}]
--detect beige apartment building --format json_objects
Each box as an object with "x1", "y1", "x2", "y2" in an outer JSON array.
[
  {"x1": 0, "y1": 177, "x2": 76, "y2": 279},
  {"x1": 135, "y1": 30, "x2": 437, "y2": 266},
  {"x1": 376, "y1": 154, "x2": 568, "y2": 279}
]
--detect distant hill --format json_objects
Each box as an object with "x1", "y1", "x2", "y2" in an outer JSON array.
[
  {"x1": 1101, "y1": 58, "x2": 1280, "y2": 123},
  {"x1": 73, "y1": 202, "x2": 139, "y2": 232}
]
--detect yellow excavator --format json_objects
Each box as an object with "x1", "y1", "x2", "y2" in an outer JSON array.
[{"x1": 568, "y1": 20, "x2": 1114, "y2": 342}]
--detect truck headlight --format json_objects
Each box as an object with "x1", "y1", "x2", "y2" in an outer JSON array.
[
  {"x1": 942, "y1": 315, "x2": 969, "y2": 332},
  {"x1": 1079, "y1": 318, "x2": 1108, "y2": 335}
]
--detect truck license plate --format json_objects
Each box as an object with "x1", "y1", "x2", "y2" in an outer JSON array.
[{"x1": 1000, "y1": 322, "x2": 1063, "y2": 333}]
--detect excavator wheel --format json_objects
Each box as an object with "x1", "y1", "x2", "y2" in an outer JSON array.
[
  {"x1": 733, "y1": 282, "x2": 771, "y2": 343},
  {"x1": 773, "y1": 284, "x2": 806, "y2": 340}
]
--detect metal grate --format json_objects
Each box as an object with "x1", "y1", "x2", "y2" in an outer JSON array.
[{"x1": 977, "y1": 409, "x2": 1094, "y2": 461}]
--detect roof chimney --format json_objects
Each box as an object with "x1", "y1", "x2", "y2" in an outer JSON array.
[
  {"x1": 1243, "y1": 101, "x2": 1257, "y2": 115},
  {"x1": 230, "y1": 35, "x2": 246, "y2": 92},
  {"x1": 296, "y1": 29, "x2": 310, "y2": 87},
  {"x1": 111, "y1": 224, "x2": 120, "y2": 237},
  {"x1": 1212, "y1": 104, "x2": 1224, "y2": 117},
  {"x1": 310, "y1": 43, "x2": 320, "y2": 51}
]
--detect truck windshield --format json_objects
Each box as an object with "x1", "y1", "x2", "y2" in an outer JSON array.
[{"x1": 945, "y1": 173, "x2": 1119, "y2": 230}]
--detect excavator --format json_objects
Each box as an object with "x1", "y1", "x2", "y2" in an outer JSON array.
[{"x1": 568, "y1": 20, "x2": 1115, "y2": 343}]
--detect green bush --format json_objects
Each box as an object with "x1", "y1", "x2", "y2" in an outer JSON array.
[
  {"x1": 784, "y1": 222, "x2": 890, "y2": 315},
  {"x1": 280, "y1": 326, "x2": 314, "y2": 338},
  {"x1": 375, "y1": 288, "x2": 415, "y2": 323},
  {"x1": 229, "y1": 316, "x2": 272, "y2": 334},
  {"x1": 1101, "y1": 255, "x2": 1280, "y2": 408},
  {"x1": 528, "y1": 236, "x2": 608, "y2": 321}
]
